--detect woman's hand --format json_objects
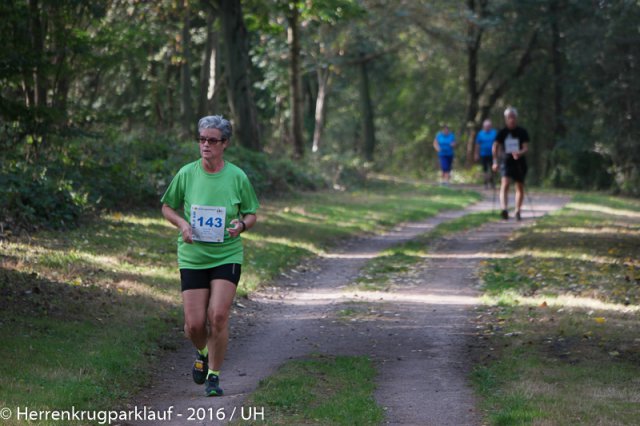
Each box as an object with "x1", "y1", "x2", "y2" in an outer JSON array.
[
  {"x1": 162, "y1": 204, "x2": 193, "y2": 244},
  {"x1": 227, "y1": 219, "x2": 244, "y2": 238},
  {"x1": 180, "y1": 223, "x2": 193, "y2": 244},
  {"x1": 492, "y1": 163, "x2": 498, "y2": 172}
]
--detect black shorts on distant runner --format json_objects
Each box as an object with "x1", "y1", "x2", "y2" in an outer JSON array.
[
  {"x1": 180, "y1": 264, "x2": 242, "y2": 291},
  {"x1": 500, "y1": 158, "x2": 527, "y2": 183}
]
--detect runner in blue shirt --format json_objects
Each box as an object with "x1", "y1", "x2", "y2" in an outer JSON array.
[
  {"x1": 433, "y1": 124, "x2": 456, "y2": 185},
  {"x1": 475, "y1": 119, "x2": 497, "y2": 189}
]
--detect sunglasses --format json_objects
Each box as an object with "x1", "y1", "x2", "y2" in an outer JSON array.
[{"x1": 198, "y1": 136, "x2": 227, "y2": 144}]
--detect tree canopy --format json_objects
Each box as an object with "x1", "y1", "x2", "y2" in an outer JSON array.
[{"x1": 1, "y1": 0, "x2": 638, "y2": 220}]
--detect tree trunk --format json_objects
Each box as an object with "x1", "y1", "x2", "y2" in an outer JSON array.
[
  {"x1": 312, "y1": 67, "x2": 331, "y2": 153},
  {"x1": 199, "y1": 5, "x2": 219, "y2": 117},
  {"x1": 540, "y1": 0, "x2": 567, "y2": 176},
  {"x1": 150, "y1": 60, "x2": 164, "y2": 126},
  {"x1": 464, "y1": 0, "x2": 484, "y2": 166},
  {"x1": 288, "y1": 3, "x2": 304, "y2": 158},
  {"x1": 166, "y1": 60, "x2": 177, "y2": 130},
  {"x1": 180, "y1": 0, "x2": 194, "y2": 135},
  {"x1": 218, "y1": 0, "x2": 261, "y2": 150},
  {"x1": 464, "y1": 75, "x2": 480, "y2": 165},
  {"x1": 532, "y1": 72, "x2": 547, "y2": 185},
  {"x1": 358, "y1": 57, "x2": 375, "y2": 161},
  {"x1": 28, "y1": 0, "x2": 47, "y2": 155},
  {"x1": 29, "y1": 0, "x2": 46, "y2": 110}
]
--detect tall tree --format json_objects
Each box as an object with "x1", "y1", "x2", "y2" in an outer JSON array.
[
  {"x1": 311, "y1": 65, "x2": 331, "y2": 153},
  {"x1": 198, "y1": 2, "x2": 221, "y2": 118},
  {"x1": 287, "y1": 2, "x2": 305, "y2": 158},
  {"x1": 549, "y1": 0, "x2": 566, "y2": 142},
  {"x1": 180, "y1": 0, "x2": 195, "y2": 134},
  {"x1": 217, "y1": 0, "x2": 261, "y2": 150},
  {"x1": 461, "y1": 0, "x2": 538, "y2": 165},
  {"x1": 358, "y1": 54, "x2": 376, "y2": 161}
]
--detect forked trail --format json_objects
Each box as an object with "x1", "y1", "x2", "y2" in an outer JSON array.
[{"x1": 127, "y1": 189, "x2": 568, "y2": 425}]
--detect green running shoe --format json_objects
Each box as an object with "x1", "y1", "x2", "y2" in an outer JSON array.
[
  {"x1": 205, "y1": 373, "x2": 224, "y2": 397},
  {"x1": 192, "y1": 352, "x2": 208, "y2": 385}
]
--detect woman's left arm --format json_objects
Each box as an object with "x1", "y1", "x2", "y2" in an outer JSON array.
[{"x1": 228, "y1": 213, "x2": 257, "y2": 238}]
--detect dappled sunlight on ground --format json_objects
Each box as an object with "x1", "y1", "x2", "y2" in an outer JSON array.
[
  {"x1": 243, "y1": 233, "x2": 324, "y2": 255},
  {"x1": 481, "y1": 292, "x2": 640, "y2": 314},
  {"x1": 104, "y1": 212, "x2": 174, "y2": 228},
  {"x1": 322, "y1": 252, "x2": 379, "y2": 259},
  {"x1": 112, "y1": 279, "x2": 177, "y2": 304},
  {"x1": 1, "y1": 239, "x2": 180, "y2": 303},
  {"x1": 567, "y1": 202, "x2": 640, "y2": 219},
  {"x1": 558, "y1": 226, "x2": 640, "y2": 236},
  {"x1": 277, "y1": 288, "x2": 479, "y2": 306},
  {"x1": 422, "y1": 252, "x2": 513, "y2": 260},
  {"x1": 511, "y1": 249, "x2": 623, "y2": 265},
  {"x1": 268, "y1": 285, "x2": 639, "y2": 314}
]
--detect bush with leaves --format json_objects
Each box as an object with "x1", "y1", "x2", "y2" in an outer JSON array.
[{"x1": 0, "y1": 162, "x2": 87, "y2": 232}]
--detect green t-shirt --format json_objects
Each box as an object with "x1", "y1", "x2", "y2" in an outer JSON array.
[{"x1": 161, "y1": 160, "x2": 260, "y2": 269}]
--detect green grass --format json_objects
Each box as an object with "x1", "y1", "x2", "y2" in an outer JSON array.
[
  {"x1": 473, "y1": 193, "x2": 640, "y2": 425},
  {"x1": 355, "y1": 211, "x2": 497, "y2": 290},
  {"x1": 237, "y1": 355, "x2": 384, "y2": 426},
  {"x1": 0, "y1": 177, "x2": 479, "y2": 422}
]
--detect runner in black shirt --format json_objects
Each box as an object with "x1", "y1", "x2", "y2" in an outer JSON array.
[{"x1": 492, "y1": 107, "x2": 529, "y2": 221}]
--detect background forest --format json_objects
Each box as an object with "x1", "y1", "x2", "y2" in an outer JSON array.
[{"x1": 1, "y1": 0, "x2": 639, "y2": 230}]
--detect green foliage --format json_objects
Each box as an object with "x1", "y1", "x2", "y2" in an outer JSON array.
[
  {"x1": 225, "y1": 146, "x2": 325, "y2": 195},
  {"x1": 1, "y1": 128, "x2": 374, "y2": 230},
  {"x1": 1, "y1": 0, "x2": 638, "y2": 231},
  {"x1": 0, "y1": 161, "x2": 86, "y2": 231}
]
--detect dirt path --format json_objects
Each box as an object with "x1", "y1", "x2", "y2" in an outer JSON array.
[{"x1": 126, "y1": 189, "x2": 569, "y2": 425}]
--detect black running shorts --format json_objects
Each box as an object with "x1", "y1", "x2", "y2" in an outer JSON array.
[
  {"x1": 501, "y1": 158, "x2": 527, "y2": 183},
  {"x1": 180, "y1": 264, "x2": 242, "y2": 291}
]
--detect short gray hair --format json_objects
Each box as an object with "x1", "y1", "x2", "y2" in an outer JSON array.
[
  {"x1": 504, "y1": 107, "x2": 518, "y2": 118},
  {"x1": 198, "y1": 115, "x2": 232, "y2": 140}
]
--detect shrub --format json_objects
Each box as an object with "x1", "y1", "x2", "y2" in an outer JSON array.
[
  {"x1": 0, "y1": 162, "x2": 87, "y2": 231},
  {"x1": 1, "y1": 128, "x2": 378, "y2": 232}
]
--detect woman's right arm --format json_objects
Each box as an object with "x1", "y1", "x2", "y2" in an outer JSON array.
[
  {"x1": 433, "y1": 139, "x2": 440, "y2": 152},
  {"x1": 162, "y1": 204, "x2": 193, "y2": 244}
]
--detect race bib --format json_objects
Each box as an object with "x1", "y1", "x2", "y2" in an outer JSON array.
[
  {"x1": 505, "y1": 135, "x2": 519, "y2": 154},
  {"x1": 191, "y1": 205, "x2": 226, "y2": 243}
]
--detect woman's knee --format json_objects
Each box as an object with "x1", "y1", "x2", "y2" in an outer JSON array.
[
  {"x1": 208, "y1": 309, "x2": 229, "y2": 331},
  {"x1": 184, "y1": 317, "x2": 206, "y2": 337}
]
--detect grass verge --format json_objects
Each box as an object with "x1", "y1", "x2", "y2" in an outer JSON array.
[
  {"x1": 472, "y1": 193, "x2": 640, "y2": 425},
  {"x1": 0, "y1": 178, "x2": 479, "y2": 423},
  {"x1": 235, "y1": 355, "x2": 383, "y2": 426},
  {"x1": 355, "y1": 210, "x2": 498, "y2": 290}
]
